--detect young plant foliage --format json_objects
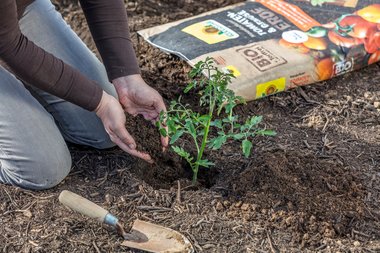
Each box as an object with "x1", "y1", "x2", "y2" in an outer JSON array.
[{"x1": 158, "y1": 58, "x2": 275, "y2": 183}]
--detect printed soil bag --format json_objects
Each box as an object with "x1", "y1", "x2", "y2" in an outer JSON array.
[{"x1": 138, "y1": 0, "x2": 380, "y2": 101}]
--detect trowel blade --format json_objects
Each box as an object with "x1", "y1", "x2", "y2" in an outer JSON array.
[{"x1": 121, "y1": 219, "x2": 194, "y2": 253}]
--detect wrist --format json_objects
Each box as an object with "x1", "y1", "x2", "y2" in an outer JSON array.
[
  {"x1": 95, "y1": 91, "x2": 109, "y2": 115},
  {"x1": 112, "y1": 74, "x2": 143, "y2": 89}
]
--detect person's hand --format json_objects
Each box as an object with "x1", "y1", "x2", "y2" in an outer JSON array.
[
  {"x1": 95, "y1": 91, "x2": 153, "y2": 163},
  {"x1": 112, "y1": 74, "x2": 169, "y2": 150}
]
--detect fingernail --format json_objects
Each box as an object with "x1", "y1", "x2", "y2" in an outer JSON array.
[{"x1": 129, "y1": 144, "x2": 136, "y2": 149}]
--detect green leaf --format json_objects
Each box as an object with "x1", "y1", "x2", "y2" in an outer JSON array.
[
  {"x1": 170, "y1": 130, "x2": 184, "y2": 144},
  {"x1": 232, "y1": 133, "x2": 245, "y2": 140},
  {"x1": 198, "y1": 115, "x2": 211, "y2": 125},
  {"x1": 210, "y1": 119, "x2": 223, "y2": 129},
  {"x1": 236, "y1": 96, "x2": 246, "y2": 104},
  {"x1": 189, "y1": 67, "x2": 200, "y2": 78},
  {"x1": 256, "y1": 130, "x2": 277, "y2": 136},
  {"x1": 167, "y1": 119, "x2": 176, "y2": 134},
  {"x1": 242, "y1": 139, "x2": 253, "y2": 158},
  {"x1": 184, "y1": 82, "x2": 195, "y2": 93},
  {"x1": 196, "y1": 159, "x2": 215, "y2": 168},
  {"x1": 159, "y1": 128, "x2": 168, "y2": 137},
  {"x1": 169, "y1": 100, "x2": 178, "y2": 109},
  {"x1": 249, "y1": 116, "x2": 263, "y2": 126},
  {"x1": 172, "y1": 146, "x2": 193, "y2": 163},
  {"x1": 208, "y1": 135, "x2": 227, "y2": 150},
  {"x1": 224, "y1": 103, "x2": 234, "y2": 115},
  {"x1": 185, "y1": 120, "x2": 196, "y2": 138}
]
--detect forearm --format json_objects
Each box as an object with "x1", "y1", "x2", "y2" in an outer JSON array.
[
  {"x1": 79, "y1": 0, "x2": 141, "y2": 81},
  {"x1": 0, "y1": 0, "x2": 103, "y2": 111}
]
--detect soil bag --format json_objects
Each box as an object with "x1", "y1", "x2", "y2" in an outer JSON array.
[{"x1": 138, "y1": 0, "x2": 380, "y2": 101}]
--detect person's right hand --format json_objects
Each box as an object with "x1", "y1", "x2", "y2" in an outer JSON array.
[{"x1": 95, "y1": 91, "x2": 153, "y2": 163}]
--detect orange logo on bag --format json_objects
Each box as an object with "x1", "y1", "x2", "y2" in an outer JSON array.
[{"x1": 256, "y1": 77, "x2": 286, "y2": 99}]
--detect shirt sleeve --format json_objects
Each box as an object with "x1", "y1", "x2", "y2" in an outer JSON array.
[
  {"x1": 79, "y1": 0, "x2": 141, "y2": 81},
  {"x1": 0, "y1": 0, "x2": 103, "y2": 111}
]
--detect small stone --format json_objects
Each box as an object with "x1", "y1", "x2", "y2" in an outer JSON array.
[
  {"x1": 285, "y1": 216, "x2": 293, "y2": 226},
  {"x1": 324, "y1": 228, "x2": 335, "y2": 238},
  {"x1": 227, "y1": 211, "x2": 237, "y2": 217},
  {"x1": 22, "y1": 210, "x2": 33, "y2": 219},
  {"x1": 105, "y1": 194, "x2": 114, "y2": 205},
  {"x1": 242, "y1": 213, "x2": 252, "y2": 222},
  {"x1": 302, "y1": 233, "x2": 310, "y2": 241},
  {"x1": 374, "y1": 101, "x2": 380, "y2": 108},
  {"x1": 223, "y1": 200, "x2": 231, "y2": 207},
  {"x1": 215, "y1": 202, "x2": 224, "y2": 211},
  {"x1": 353, "y1": 241, "x2": 360, "y2": 247},
  {"x1": 235, "y1": 201, "x2": 243, "y2": 208},
  {"x1": 337, "y1": 240, "x2": 342, "y2": 246},
  {"x1": 202, "y1": 244, "x2": 215, "y2": 249},
  {"x1": 309, "y1": 215, "x2": 316, "y2": 223},
  {"x1": 241, "y1": 203, "x2": 250, "y2": 211},
  {"x1": 325, "y1": 90, "x2": 338, "y2": 99}
]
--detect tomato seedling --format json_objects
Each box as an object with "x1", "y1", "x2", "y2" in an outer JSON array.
[{"x1": 158, "y1": 58, "x2": 276, "y2": 183}]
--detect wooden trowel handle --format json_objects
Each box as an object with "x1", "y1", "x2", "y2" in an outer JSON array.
[{"x1": 59, "y1": 190, "x2": 108, "y2": 223}]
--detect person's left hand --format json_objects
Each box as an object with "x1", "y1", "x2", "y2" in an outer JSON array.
[{"x1": 112, "y1": 74, "x2": 169, "y2": 149}]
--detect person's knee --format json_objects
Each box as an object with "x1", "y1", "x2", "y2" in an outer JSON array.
[
  {"x1": 91, "y1": 136, "x2": 116, "y2": 150},
  {"x1": 58, "y1": 109, "x2": 116, "y2": 150},
  {"x1": 31, "y1": 149, "x2": 72, "y2": 190},
  {"x1": 0, "y1": 144, "x2": 72, "y2": 190},
  {"x1": 68, "y1": 129, "x2": 115, "y2": 150}
]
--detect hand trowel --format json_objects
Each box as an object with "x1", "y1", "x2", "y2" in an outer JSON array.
[{"x1": 59, "y1": 190, "x2": 194, "y2": 253}]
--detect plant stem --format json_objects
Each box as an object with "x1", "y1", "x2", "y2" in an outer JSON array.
[
  {"x1": 192, "y1": 119, "x2": 211, "y2": 184},
  {"x1": 229, "y1": 110, "x2": 234, "y2": 134},
  {"x1": 192, "y1": 94, "x2": 215, "y2": 184},
  {"x1": 192, "y1": 168, "x2": 198, "y2": 184}
]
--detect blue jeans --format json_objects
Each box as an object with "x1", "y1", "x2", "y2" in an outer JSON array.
[{"x1": 0, "y1": 0, "x2": 117, "y2": 190}]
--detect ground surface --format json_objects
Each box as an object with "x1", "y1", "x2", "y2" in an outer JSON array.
[{"x1": 1, "y1": 0, "x2": 380, "y2": 252}]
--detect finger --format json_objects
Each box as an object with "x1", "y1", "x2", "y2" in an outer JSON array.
[
  {"x1": 153, "y1": 96, "x2": 167, "y2": 115},
  {"x1": 161, "y1": 134, "x2": 169, "y2": 151},
  {"x1": 111, "y1": 134, "x2": 153, "y2": 163},
  {"x1": 157, "y1": 122, "x2": 169, "y2": 149},
  {"x1": 111, "y1": 125, "x2": 136, "y2": 150},
  {"x1": 141, "y1": 112, "x2": 159, "y2": 121}
]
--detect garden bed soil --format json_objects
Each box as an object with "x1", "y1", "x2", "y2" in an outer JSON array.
[{"x1": 1, "y1": 1, "x2": 379, "y2": 252}]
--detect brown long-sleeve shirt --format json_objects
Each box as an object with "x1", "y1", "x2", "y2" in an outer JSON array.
[{"x1": 0, "y1": 0, "x2": 140, "y2": 111}]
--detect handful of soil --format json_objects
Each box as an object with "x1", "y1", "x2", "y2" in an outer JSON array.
[{"x1": 125, "y1": 115, "x2": 190, "y2": 188}]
